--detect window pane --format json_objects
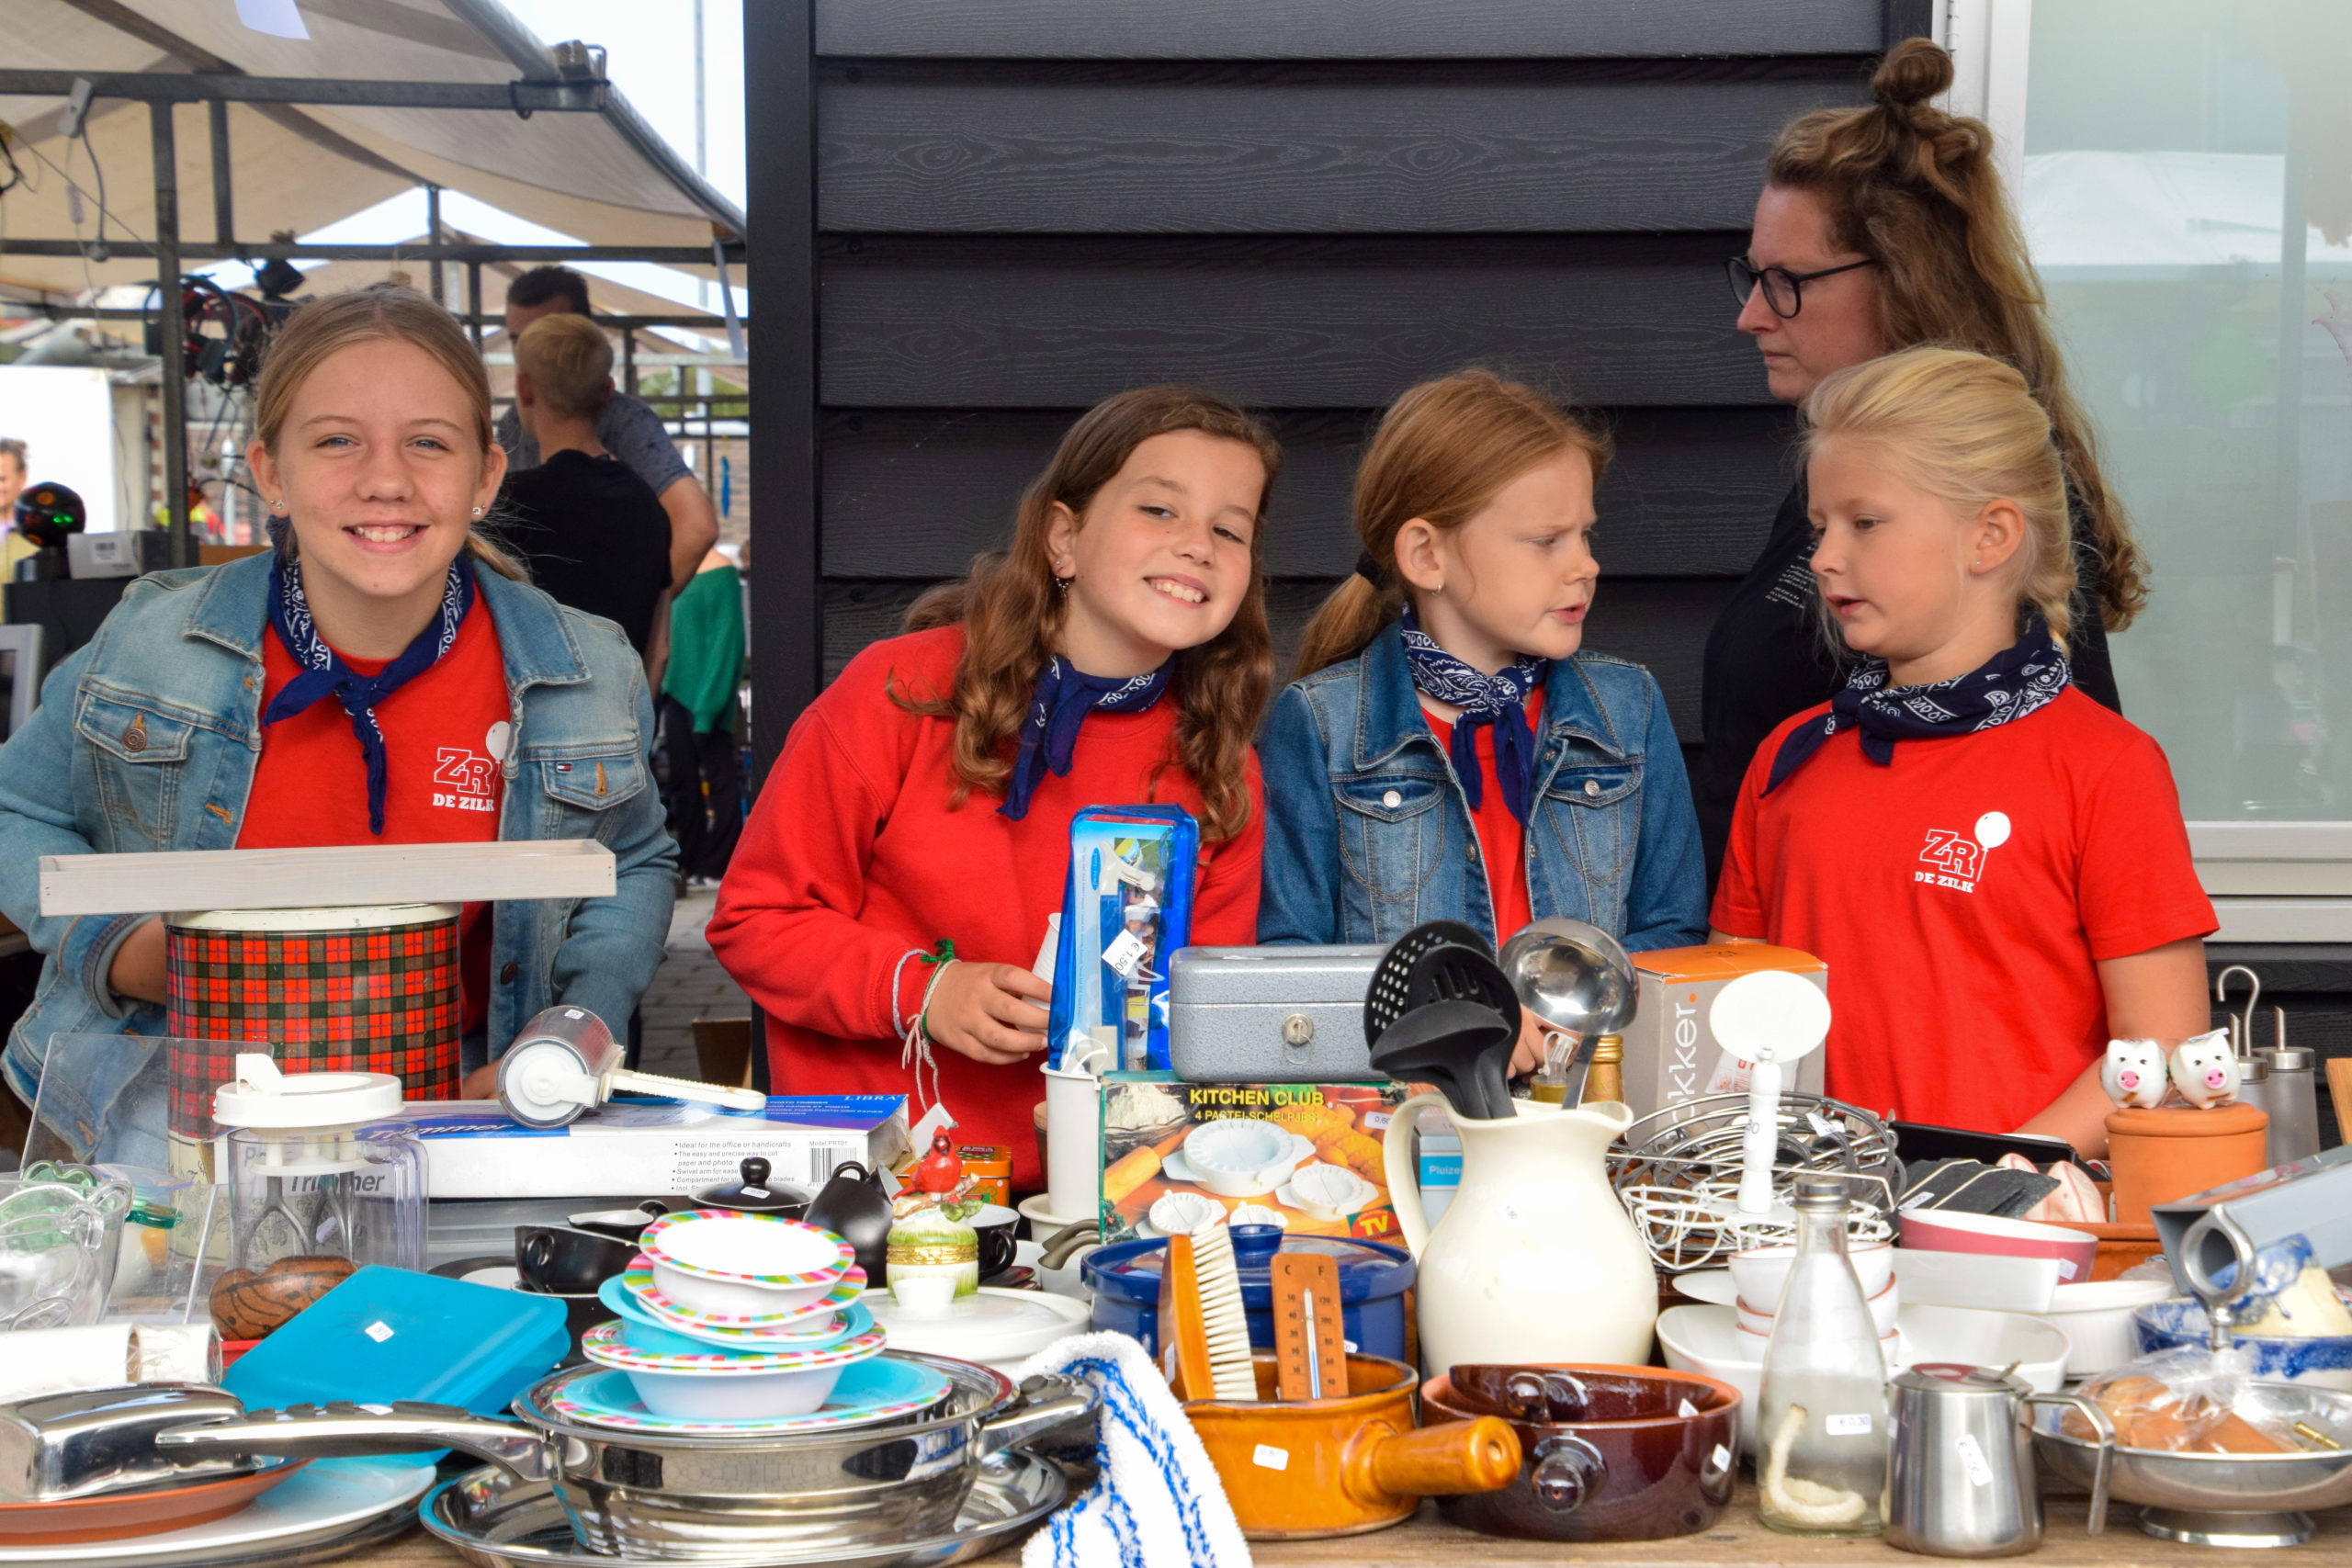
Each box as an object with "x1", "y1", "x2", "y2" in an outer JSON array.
[{"x1": 2025, "y1": 0, "x2": 2351, "y2": 818}]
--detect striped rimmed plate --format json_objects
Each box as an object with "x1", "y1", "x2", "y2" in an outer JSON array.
[
  {"x1": 580, "y1": 1321, "x2": 887, "y2": 1374},
  {"x1": 620, "y1": 1265, "x2": 866, "y2": 1331},
  {"x1": 638, "y1": 1211, "x2": 856, "y2": 1288},
  {"x1": 545, "y1": 1359, "x2": 955, "y2": 1436}
]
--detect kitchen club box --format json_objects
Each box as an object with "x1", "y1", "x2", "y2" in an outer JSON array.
[
  {"x1": 1097, "y1": 1073, "x2": 1408, "y2": 1247},
  {"x1": 409, "y1": 1095, "x2": 909, "y2": 1199},
  {"x1": 1623, "y1": 944, "x2": 1829, "y2": 1122}
]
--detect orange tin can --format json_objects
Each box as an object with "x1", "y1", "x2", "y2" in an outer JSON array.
[{"x1": 958, "y1": 1145, "x2": 1012, "y2": 1207}]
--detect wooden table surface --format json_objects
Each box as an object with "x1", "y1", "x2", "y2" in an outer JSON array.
[{"x1": 340, "y1": 1483, "x2": 2352, "y2": 1566}]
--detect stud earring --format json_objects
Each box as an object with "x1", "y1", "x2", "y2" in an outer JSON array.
[
  {"x1": 472, "y1": 505, "x2": 485, "y2": 519},
  {"x1": 270, "y1": 499, "x2": 287, "y2": 514},
  {"x1": 1054, "y1": 575, "x2": 1071, "y2": 595}
]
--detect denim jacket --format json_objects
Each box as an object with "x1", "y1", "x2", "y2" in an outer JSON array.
[
  {"x1": 0, "y1": 552, "x2": 676, "y2": 1130},
  {"x1": 1258, "y1": 622, "x2": 1707, "y2": 950}
]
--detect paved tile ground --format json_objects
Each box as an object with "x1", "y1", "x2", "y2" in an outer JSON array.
[{"x1": 637, "y1": 886, "x2": 749, "y2": 1077}]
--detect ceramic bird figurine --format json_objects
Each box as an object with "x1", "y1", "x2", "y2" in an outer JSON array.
[
  {"x1": 2101, "y1": 1038, "x2": 2168, "y2": 1109},
  {"x1": 910, "y1": 1129, "x2": 964, "y2": 1195},
  {"x1": 2169, "y1": 1028, "x2": 2241, "y2": 1109}
]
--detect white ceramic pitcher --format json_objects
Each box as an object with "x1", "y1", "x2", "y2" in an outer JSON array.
[{"x1": 1382, "y1": 1093, "x2": 1657, "y2": 1373}]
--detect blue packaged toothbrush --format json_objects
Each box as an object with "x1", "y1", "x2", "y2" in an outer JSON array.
[{"x1": 1046, "y1": 806, "x2": 1198, "y2": 1070}]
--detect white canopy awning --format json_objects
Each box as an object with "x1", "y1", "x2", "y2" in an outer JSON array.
[{"x1": 0, "y1": 0, "x2": 741, "y2": 297}]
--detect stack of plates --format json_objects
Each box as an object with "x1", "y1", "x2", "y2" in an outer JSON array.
[{"x1": 588, "y1": 1210, "x2": 892, "y2": 1419}]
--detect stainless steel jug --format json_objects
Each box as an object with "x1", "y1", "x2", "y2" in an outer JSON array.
[{"x1": 1886, "y1": 1362, "x2": 2040, "y2": 1558}]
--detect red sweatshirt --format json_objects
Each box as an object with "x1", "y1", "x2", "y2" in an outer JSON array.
[{"x1": 707, "y1": 626, "x2": 1263, "y2": 1188}]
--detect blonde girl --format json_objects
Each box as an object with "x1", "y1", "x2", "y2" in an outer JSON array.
[{"x1": 1711, "y1": 346, "x2": 2212, "y2": 1154}]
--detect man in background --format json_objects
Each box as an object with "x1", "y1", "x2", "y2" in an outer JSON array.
[
  {"x1": 498, "y1": 315, "x2": 673, "y2": 657},
  {"x1": 659, "y1": 545, "x2": 746, "y2": 885},
  {"x1": 0, "y1": 441, "x2": 32, "y2": 576},
  {"x1": 495, "y1": 266, "x2": 718, "y2": 596}
]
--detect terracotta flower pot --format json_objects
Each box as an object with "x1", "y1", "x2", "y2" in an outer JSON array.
[{"x1": 2106, "y1": 1103, "x2": 2269, "y2": 1226}]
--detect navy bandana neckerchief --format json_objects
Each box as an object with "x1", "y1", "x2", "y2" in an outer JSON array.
[
  {"x1": 1764, "y1": 614, "x2": 2072, "y2": 795},
  {"x1": 264, "y1": 550, "x2": 477, "y2": 834},
  {"x1": 1000, "y1": 654, "x2": 1173, "y2": 820},
  {"x1": 1399, "y1": 604, "x2": 1544, "y2": 825}
]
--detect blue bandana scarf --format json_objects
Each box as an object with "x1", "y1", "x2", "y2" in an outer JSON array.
[
  {"x1": 1400, "y1": 604, "x2": 1544, "y2": 825},
  {"x1": 1765, "y1": 614, "x2": 2072, "y2": 795},
  {"x1": 1000, "y1": 654, "x2": 1173, "y2": 820},
  {"x1": 264, "y1": 551, "x2": 477, "y2": 835}
]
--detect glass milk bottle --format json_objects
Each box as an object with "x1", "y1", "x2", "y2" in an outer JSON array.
[{"x1": 1757, "y1": 1175, "x2": 1887, "y2": 1537}]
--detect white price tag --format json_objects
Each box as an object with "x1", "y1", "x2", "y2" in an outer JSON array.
[
  {"x1": 1252, "y1": 1444, "x2": 1289, "y2": 1472},
  {"x1": 363, "y1": 1321, "x2": 395, "y2": 1343},
  {"x1": 1102, "y1": 929, "x2": 1148, "y2": 979},
  {"x1": 2055, "y1": 1258, "x2": 2080, "y2": 1280},
  {"x1": 1677, "y1": 1397, "x2": 1698, "y2": 1418},
  {"x1": 1953, "y1": 1433, "x2": 1995, "y2": 1488},
  {"x1": 1825, "y1": 1413, "x2": 1873, "y2": 1437}
]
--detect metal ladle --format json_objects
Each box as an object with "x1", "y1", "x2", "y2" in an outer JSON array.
[{"x1": 1496, "y1": 918, "x2": 1635, "y2": 1106}]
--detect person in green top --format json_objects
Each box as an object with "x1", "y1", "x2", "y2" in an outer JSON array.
[{"x1": 660, "y1": 546, "x2": 747, "y2": 884}]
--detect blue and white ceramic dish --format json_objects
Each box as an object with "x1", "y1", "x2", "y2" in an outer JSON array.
[{"x1": 2132, "y1": 1300, "x2": 2352, "y2": 1393}]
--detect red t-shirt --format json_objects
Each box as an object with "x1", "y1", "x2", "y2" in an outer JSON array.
[
  {"x1": 707, "y1": 626, "x2": 1264, "y2": 1190},
  {"x1": 1423, "y1": 690, "x2": 1544, "y2": 943},
  {"x1": 1711, "y1": 688, "x2": 2215, "y2": 1133},
  {"x1": 240, "y1": 596, "x2": 509, "y2": 1034}
]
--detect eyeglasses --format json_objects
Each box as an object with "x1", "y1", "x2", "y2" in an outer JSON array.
[{"x1": 1727, "y1": 254, "x2": 1873, "y2": 320}]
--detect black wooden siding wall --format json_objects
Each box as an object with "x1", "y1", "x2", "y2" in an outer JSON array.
[{"x1": 748, "y1": 0, "x2": 1936, "y2": 775}]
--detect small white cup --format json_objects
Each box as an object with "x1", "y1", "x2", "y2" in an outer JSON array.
[
  {"x1": 890, "y1": 1273, "x2": 957, "y2": 1318},
  {"x1": 1043, "y1": 1065, "x2": 1104, "y2": 1222}
]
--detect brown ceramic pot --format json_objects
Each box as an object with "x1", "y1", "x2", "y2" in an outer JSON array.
[
  {"x1": 1422, "y1": 1363, "x2": 1739, "y2": 1542},
  {"x1": 1184, "y1": 1352, "x2": 1519, "y2": 1540},
  {"x1": 2106, "y1": 1104, "x2": 2269, "y2": 1226}
]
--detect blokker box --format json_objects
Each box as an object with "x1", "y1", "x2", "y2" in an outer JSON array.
[{"x1": 1622, "y1": 944, "x2": 1829, "y2": 1122}]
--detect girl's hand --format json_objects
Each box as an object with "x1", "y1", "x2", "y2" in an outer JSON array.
[
  {"x1": 107, "y1": 918, "x2": 167, "y2": 1005},
  {"x1": 1510, "y1": 1011, "x2": 1556, "y2": 1079},
  {"x1": 923, "y1": 962, "x2": 1053, "y2": 1065}
]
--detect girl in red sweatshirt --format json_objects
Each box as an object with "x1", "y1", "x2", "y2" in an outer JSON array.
[{"x1": 709, "y1": 389, "x2": 1276, "y2": 1186}]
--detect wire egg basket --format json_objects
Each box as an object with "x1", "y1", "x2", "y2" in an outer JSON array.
[{"x1": 1607, "y1": 1092, "x2": 1900, "y2": 1272}]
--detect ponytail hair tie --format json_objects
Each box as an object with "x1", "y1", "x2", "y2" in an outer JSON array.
[{"x1": 1352, "y1": 550, "x2": 1386, "y2": 589}]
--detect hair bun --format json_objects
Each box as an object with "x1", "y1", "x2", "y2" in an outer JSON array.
[{"x1": 1872, "y1": 37, "x2": 1954, "y2": 112}]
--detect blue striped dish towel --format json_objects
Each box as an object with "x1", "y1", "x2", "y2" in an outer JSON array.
[{"x1": 1017, "y1": 1331, "x2": 1252, "y2": 1568}]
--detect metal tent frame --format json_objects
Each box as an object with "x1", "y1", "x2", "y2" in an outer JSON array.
[{"x1": 0, "y1": 63, "x2": 746, "y2": 567}]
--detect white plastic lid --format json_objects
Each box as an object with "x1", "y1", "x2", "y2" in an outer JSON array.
[
  {"x1": 865, "y1": 1285, "x2": 1089, "y2": 1364},
  {"x1": 211, "y1": 1053, "x2": 405, "y2": 1129}
]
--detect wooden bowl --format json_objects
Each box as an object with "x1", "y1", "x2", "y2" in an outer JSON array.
[{"x1": 209, "y1": 1255, "x2": 356, "y2": 1339}]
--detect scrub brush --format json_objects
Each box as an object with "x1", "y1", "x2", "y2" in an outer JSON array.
[{"x1": 1191, "y1": 1224, "x2": 1258, "y2": 1401}]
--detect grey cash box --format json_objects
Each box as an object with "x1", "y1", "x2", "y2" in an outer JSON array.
[{"x1": 1166, "y1": 945, "x2": 1386, "y2": 1082}]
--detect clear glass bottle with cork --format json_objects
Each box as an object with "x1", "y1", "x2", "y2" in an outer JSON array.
[{"x1": 1757, "y1": 1174, "x2": 1887, "y2": 1537}]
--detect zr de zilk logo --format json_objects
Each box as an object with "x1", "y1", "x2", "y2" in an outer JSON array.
[{"x1": 1917, "y1": 811, "x2": 2010, "y2": 894}]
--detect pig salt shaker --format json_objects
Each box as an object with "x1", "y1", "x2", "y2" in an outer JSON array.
[
  {"x1": 2102, "y1": 1039, "x2": 2168, "y2": 1109},
  {"x1": 2169, "y1": 1029, "x2": 2241, "y2": 1109}
]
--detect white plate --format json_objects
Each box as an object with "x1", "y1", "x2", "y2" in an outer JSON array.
[
  {"x1": 1273, "y1": 1169, "x2": 1374, "y2": 1220},
  {"x1": 1673, "y1": 1269, "x2": 1739, "y2": 1307},
  {"x1": 0, "y1": 1458, "x2": 437, "y2": 1565},
  {"x1": 866, "y1": 1284, "x2": 1091, "y2": 1371}
]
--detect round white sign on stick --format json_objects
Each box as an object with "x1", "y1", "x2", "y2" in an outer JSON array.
[
  {"x1": 1710, "y1": 969, "x2": 1831, "y2": 1066},
  {"x1": 1974, "y1": 810, "x2": 2011, "y2": 849}
]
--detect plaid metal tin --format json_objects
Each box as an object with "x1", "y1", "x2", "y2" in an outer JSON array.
[{"x1": 164, "y1": 909, "x2": 461, "y2": 1145}]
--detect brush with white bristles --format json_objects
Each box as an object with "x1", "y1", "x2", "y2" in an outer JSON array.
[{"x1": 1189, "y1": 1223, "x2": 1259, "y2": 1401}]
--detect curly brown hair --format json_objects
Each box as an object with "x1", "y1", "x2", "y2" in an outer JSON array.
[
  {"x1": 1765, "y1": 38, "x2": 2146, "y2": 632},
  {"x1": 898, "y1": 388, "x2": 1282, "y2": 842}
]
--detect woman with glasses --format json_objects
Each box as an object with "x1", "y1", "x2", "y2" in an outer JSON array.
[{"x1": 1691, "y1": 38, "x2": 2146, "y2": 882}]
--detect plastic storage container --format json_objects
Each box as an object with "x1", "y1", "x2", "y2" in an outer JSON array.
[
  {"x1": 1081, "y1": 1224, "x2": 1414, "y2": 1362},
  {"x1": 213, "y1": 1055, "x2": 427, "y2": 1276},
  {"x1": 225, "y1": 1265, "x2": 568, "y2": 1416}
]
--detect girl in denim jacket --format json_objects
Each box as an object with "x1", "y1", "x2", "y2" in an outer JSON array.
[
  {"x1": 1259, "y1": 372, "x2": 1706, "y2": 1072},
  {"x1": 0, "y1": 287, "x2": 673, "y2": 1155}
]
